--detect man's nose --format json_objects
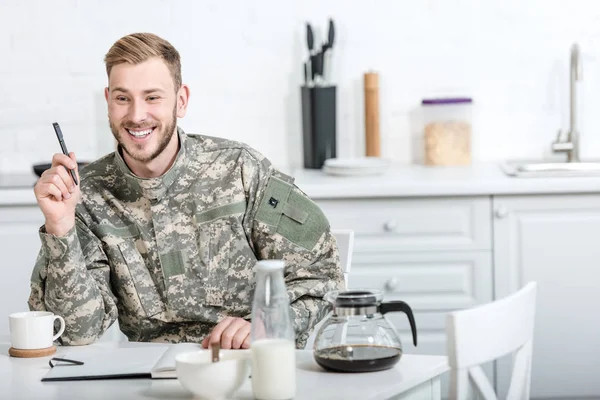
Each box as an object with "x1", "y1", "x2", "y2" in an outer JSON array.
[{"x1": 128, "y1": 99, "x2": 148, "y2": 124}]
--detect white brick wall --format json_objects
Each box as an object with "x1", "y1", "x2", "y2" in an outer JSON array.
[{"x1": 2, "y1": 0, "x2": 600, "y2": 173}]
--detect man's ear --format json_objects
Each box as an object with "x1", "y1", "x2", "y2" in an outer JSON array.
[
  {"x1": 176, "y1": 84, "x2": 190, "y2": 118},
  {"x1": 104, "y1": 87, "x2": 109, "y2": 102}
]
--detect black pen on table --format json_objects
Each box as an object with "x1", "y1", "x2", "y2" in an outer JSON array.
[{"x1": 52, "y1": 122, "x2": 78, "y2": 186}]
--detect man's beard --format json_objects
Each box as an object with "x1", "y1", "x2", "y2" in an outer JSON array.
[{"x1": 109, "y1": 106, "x2": 177, "y2": 163}]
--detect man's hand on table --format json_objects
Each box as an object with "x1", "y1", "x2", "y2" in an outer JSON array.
[{"x1": 201, "y1": 317, "x2": 251, "y2": 350}]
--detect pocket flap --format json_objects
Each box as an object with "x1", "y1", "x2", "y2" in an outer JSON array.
[
  {"x1": 282, "y1": 203, "x2": 308, "y2": 224},
  {"x1": 95, "y1": 223, "x2": 140, "y2": 239},
  {"x1": 194, "y1": 201, "x2": 246, "y2": 224}
]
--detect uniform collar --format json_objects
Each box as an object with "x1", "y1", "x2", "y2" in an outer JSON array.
[{"x1": 114, "y1": 127, "x2": 189, "y2": 200}]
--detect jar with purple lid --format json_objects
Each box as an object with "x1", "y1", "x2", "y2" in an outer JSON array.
[{"x1": 421, "y1": 97, "x2": 472, "y2": 166}]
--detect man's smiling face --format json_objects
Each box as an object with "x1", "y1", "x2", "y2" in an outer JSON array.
[{"x1": 105, "y1": 57, "x2": 178, "y2": 163}]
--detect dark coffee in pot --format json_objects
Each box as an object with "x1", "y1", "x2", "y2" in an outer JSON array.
[{"x1": 314, "y1": 344, "x2": 401, "y2": 373}]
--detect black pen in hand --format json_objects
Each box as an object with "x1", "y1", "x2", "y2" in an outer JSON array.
[{"x1": 52, "y1": 122, "x2": 78, "y2": 186}]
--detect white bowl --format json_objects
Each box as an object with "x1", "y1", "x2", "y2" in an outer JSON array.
[{"x1": 175, "y1": 349, "x2": 251, "y2": 400}]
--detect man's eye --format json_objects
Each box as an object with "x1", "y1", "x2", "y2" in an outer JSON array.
[
  {"x1": 147, "y1": 96, "x2": 160, "y2": 101},
  {"x1": 116, "y1": 96, "x2": 128, "y2": 102}
]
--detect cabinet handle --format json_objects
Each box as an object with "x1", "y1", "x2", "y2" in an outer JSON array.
[
  {"x1": 495, "y1": 206, "x2": 509, "y2": 219},
  {"x1": 384, "y1": 277, "x2": 398, "y2": 292},
  {"x1": 383, "y1": 220, "x2": 397, "y2": 232}
]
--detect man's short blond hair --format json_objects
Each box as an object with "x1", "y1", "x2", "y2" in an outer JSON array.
[{"x1": 104, "y1": 32, "x2": 182, "y2": 91}]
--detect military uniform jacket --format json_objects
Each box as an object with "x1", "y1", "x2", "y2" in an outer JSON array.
[{"x1": 28, "y1": 128, "x2": 344, "y2": 348}]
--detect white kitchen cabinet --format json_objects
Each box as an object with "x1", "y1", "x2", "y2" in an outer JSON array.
[
  {"x1": 0, "y1": 206, "x2": 44, "y2": 336},
  {"x1": 317, "y1": 196, "x2": 495, "y2": 399},
  {"x1": 349, "y1": 250, "x2": 494, "y2": 398},
  {"x1": 316, "y1": 197, "x2": 492, "y2": 253},
  {"x1": 0, "y1": 204, "x2": 129, "y2": 343},
  {"x1": 492, "y1": 194, "x2": 600, "y2": 399}
]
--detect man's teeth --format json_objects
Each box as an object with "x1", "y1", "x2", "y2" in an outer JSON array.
[{"x1": 127, "y1": 128, "x2": 153, "y2": 137}]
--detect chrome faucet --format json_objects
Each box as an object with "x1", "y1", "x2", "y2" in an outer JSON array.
[{"x1": 552, "y1": 43, "x2": 582, "y2": 162}]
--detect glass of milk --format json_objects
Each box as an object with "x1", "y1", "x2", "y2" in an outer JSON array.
[{"x1": 250, "y1": 260, "x2": 296, "y2": 400}]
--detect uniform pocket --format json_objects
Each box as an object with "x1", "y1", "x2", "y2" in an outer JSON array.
[
  {"x1": 194, "y1": 201, "x2": 255, "y2": 309},
  {"x1": 95, "y1": 223, "x2": 165, "y2": 319},
  {"x1": 117, "y1": 240, "x2": 165, "y2": 318}
]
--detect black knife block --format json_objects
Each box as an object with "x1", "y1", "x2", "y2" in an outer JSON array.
[{"x1": 301, "y1": 85, "x2": 337, "y2": 169}]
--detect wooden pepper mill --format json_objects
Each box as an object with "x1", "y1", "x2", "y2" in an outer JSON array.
[{"x1": 364, "y1": 71, "x2": 380, "y2": 157}]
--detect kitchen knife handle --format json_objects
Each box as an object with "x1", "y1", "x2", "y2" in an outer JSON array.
[
  {"x1": 304, "y1": 62, "x2": 308, "y2": 85},
  {"x1": 313, "y1": 52, "x2": 323, "y2": 84},
  {"x1": 306, "y1": 23, "x2": 314, "y2": 52}
]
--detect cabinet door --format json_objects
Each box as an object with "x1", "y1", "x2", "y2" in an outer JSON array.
[
  {"x1": 492, "y1": 194, "x2": 600, "y2": 399},
  {"x1": 0, "y1": 206, "x2": 44, "y2": 336}
]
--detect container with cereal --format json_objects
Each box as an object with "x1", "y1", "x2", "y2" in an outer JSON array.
[{"x1": 422, "y1": 97, "x2": 472, "y2": 166}]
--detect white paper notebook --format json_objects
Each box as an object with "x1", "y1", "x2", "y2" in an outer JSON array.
[
  {"x1": 150, "y1": 343, "x2": 203, "y2": 379},
  {"x1": 41, "y1": 343, "x2": 203, "y2": 381}
]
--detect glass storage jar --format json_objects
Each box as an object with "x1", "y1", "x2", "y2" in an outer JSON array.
[{"x1": 422, "y1": 97, "x2": 472, "y2": 166}]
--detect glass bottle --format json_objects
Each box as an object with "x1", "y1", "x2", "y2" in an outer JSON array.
[{"x1": 251, "y1": 260, "x2": 296, "y2": 400}]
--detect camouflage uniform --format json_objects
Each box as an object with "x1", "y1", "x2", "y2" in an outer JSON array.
[{"x1": 28, "y1": 127, "x2": 344, "y2": 348}]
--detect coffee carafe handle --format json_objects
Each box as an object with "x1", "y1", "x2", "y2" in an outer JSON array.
[{"x1": 380, "y1": 301, "x2": 418, "y2": 346}]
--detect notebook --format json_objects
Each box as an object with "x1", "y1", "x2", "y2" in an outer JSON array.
[{"x1": 41, "y1": 343, "x2": 203, "y2": 381}]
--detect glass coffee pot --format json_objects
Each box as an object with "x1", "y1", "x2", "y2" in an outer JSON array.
[{"x1": 312, "y1": 289, "x2": 417, "y2": 373}]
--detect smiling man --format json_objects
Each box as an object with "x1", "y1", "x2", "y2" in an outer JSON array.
[{"x1": 28, "y1": 33, "x2": 344, "y2": 350}]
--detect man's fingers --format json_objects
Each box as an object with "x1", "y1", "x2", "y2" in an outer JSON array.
[
  {"x1": 56, "y1": 165, "x2": 76, "y2": 192},
  {"x1": 46, "y1": 171, "x2": 72, "y2": 199},
  {"x1": 39, "y1": 172, "x2": 69, "y2": 199},
  {"x1": 220, "y1": 319, "x2": 248, "y2": 350},
  {"x1": 242, "y1": 333, "x2": 251, "y2": 349},
  {"x1": 231, "y1": 323, "x2": 251, "y2": 349},
  {"x1": 38, "y1": 182, "x2": 64, "y2": 201},
  {"x1": 68, "y1": 152, "x2": 80, "y2": 184},
  {"x1": 203, "y1": 318, "x2": 252, "y2": 350},
  {"x1": 44, "y1": 154, "x2": 77, "y2": 192},
  {"x1": 51, "y1": 153, "x2": 76, "y2": 170},
  {"x1": 208, "y1": 317, "x2": 234, "y2": 347}
]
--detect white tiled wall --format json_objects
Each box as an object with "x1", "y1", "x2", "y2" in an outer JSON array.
[{"x1": 2, "y1": 0, "x2": 600, "y2": 173}]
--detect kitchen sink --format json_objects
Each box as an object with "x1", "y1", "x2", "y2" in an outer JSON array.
[{"x1": 501, "y1": 160, "x2": 600, "y2": 177}]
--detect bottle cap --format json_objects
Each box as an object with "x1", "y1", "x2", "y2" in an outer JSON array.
[{"x1": 255, "y1": 260, "x2": 285, "y2": 271}]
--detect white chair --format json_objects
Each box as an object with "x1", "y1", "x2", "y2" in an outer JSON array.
[
  {"x1": 98, "y1": 320, "x2": 128, "y2": 342},
  {"x1": 445, "y1": 281, "x2": 538, "y2": 400},
  {"x1": 331, "y1": 229, "x2": 354, "y2": 287},
  {"x1": 304, "y1": 229, "x2": 354, "y2": 349}
]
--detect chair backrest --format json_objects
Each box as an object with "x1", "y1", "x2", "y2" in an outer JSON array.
[
  {"x1": 98, "y1": 321, "x2": 128, "y2": 342},
  {"x1": 445, "y1": 281, "x2": 538, "y2": 400},
  {"x1": 331, "y1": 229, "x2": 354, "y2": 288}
]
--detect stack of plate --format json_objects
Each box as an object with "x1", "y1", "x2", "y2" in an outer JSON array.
[{"x1": 322, "y1": 157, "x2": 391, "y2": 176}]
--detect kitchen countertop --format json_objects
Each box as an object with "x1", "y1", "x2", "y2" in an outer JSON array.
[
  {"x1": 0, "y1": 173, "x2": 38, "y2": 206},
  {"x1": 0, "y1": 173, "x2": 37, "y2": 189},
  {"x1": 2, "y1": 162, "x2": 600, "y2": 206},
  {"x1": 291, "y1": 162, "x2": 600, "y2": 199}
]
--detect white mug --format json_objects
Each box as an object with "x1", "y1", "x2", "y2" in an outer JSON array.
[{"x1": 9, "y1": 311, "x2": 65, "y2": 350}]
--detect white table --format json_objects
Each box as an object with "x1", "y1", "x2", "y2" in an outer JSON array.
[{"x1": 0, "y1": 341, "x2": 448, "y2": 400}]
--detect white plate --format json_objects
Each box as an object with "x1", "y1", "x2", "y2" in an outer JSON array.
[
  {"x1": 323, "y1": 157, "x2": 391, "y2": 170},
  {"x1": 322, "y1": 157, "x2": 390, "y2": 176},
  {"x1": 323, "y1": 166, "x2": 387, "y2": 176}
]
